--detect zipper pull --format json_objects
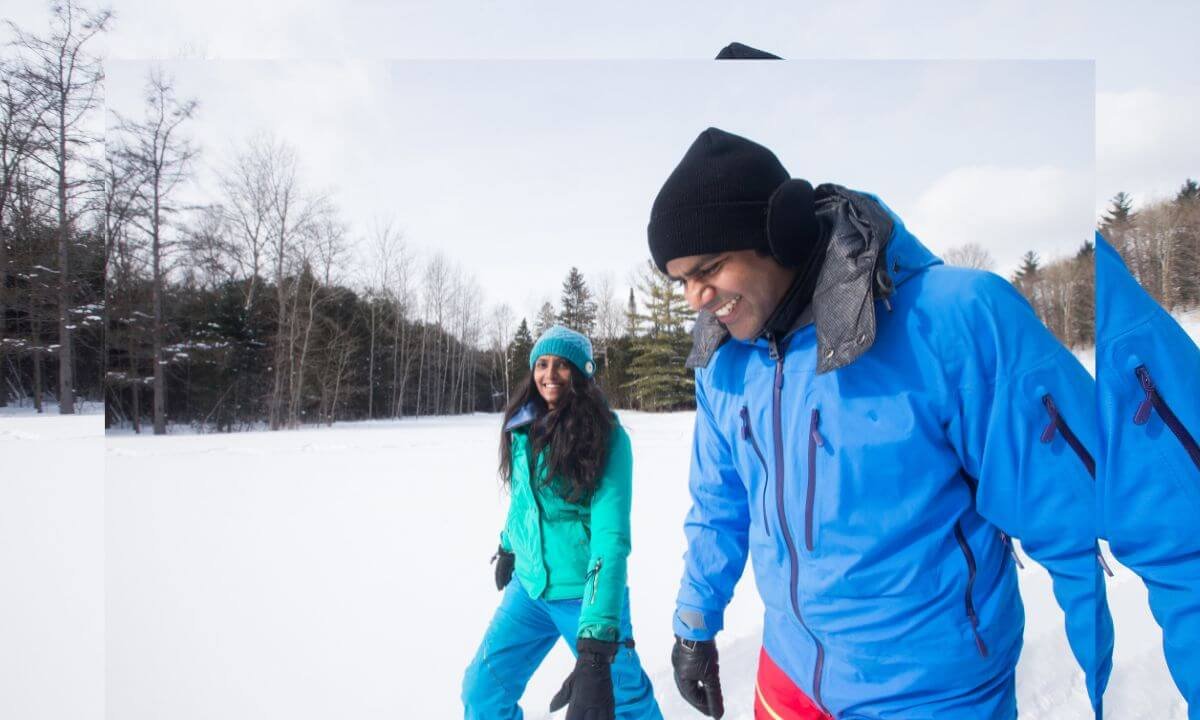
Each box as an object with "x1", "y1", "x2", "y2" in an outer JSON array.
[
  {"x1": 1040, "y1": 395, "x2": 1058, "y2": 443},
  {"x1": 740, "y1": 406, "x2": 751, "y2": 439},
  {"x1": 585, "y1": 559, "x2": 603, "y2": 604},
  {"x1": 999, "y1": 531, "x2": 1025, "y2": 570},
  {"x1": 1134, "y1": 366, "x2": 1154, "y2": 425},
  {"x1": 810, "y1": 409, "x2": 824, "y2": 447},
  {"x1": 767, "y1": 333, "x2": 780, "y2": 361}
]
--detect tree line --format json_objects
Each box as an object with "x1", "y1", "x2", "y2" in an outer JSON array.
[
  {"x1": 1, "y1": 1, "x2": 109, "y2": 413},
  {"x1": 1097, "y1": 182, "x2": 1200, "y2": 311},
  {"x1": 975, "y1": 179, "x2": 1200, "y2": 349},
  {"x1": 11, "y1": 4, "x2": 1198, "y2": 427},
  {"x1": 99, "y1": 56, "x2": 700, "y2": 431}
]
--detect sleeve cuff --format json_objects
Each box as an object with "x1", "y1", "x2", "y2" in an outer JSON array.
[
  {"x1": 673, "y1": 606, "x2": 722, "y2": 641},
  {"x1": 577, "y1": 623, "x2": 620, "y2": 642}
]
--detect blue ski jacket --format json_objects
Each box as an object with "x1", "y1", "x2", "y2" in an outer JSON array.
[
  {"x1": 1096, "y1": 232, "x2": 1200, "y2": 715},
  {"x1": 674, "y1": 192, "x2": 1113, "y2": 719}
]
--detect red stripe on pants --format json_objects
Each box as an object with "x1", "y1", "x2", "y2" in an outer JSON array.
[{"x1": 754, "y1": 647, "x2": 829, "y2": 720}]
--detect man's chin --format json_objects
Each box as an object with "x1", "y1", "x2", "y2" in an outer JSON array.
[{"x1": 721, "y1": 318, "x2": 755, "y2": 341}]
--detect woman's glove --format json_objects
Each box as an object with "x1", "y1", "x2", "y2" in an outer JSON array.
[
  {"x1": 491, "y1": 546, "x2": 514, "y2": 591},
  {"x1": 548, "y1": 638, "x2": 618, "y2": 720}
]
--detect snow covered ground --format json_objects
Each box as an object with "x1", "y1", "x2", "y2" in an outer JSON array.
[
  {"x1": 101, "y1": 408, "x2": 1183, "y2": 719},
  {"x1": 3, "y1": 309, "x2": 1197, "y2": 720},
  {"x1": 0, "y1": 404, "x2": 104, "y2": 720}
]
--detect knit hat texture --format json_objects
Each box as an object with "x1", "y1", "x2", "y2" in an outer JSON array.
[{"x1": 529, "y1": 325, "x2": 595, "y2": 378}]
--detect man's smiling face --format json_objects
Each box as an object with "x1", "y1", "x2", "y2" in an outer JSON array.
[{"x1": 666, "y1": 250, "x2": 796, "y2": 340}]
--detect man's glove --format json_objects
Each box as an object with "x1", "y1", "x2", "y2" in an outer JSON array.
[
  {"x1": 548, "y1": 638, "x2": 617, "y2": 720},
  {"x1": 491, "y1": 546, "x2": 514, "y2": 591},
  {"x1": 672, "y1": 636, "x2": 724, "y2": 718}
]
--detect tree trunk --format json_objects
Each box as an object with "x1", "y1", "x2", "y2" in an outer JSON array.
[
  {"x1": 0, "y1": 225, "x2": 8, "y2": 408},
  {"x1": 367, "y1": 301, "x2": 376, "y2": 419},
  {"x1": 57, "y1": 124, "x2": 74, "y2": 414},
  {"x1": 152, "y1": 190, "x2": 167, "y2": 434}
]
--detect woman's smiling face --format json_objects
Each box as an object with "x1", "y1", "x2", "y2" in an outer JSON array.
[{"x1": 533, "y1": 354, "x2": 573, "y2": 409}]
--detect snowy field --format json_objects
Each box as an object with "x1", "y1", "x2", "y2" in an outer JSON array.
[
  {"x1": 2, "y1": 312, "x2": 1197, "y2": 720},
  {"x1": 101, "y1": 408, "x2": 1181, "y2": 720},
  {"x1": 0, "y1": 403, "x2": 104, "y2": 720}
]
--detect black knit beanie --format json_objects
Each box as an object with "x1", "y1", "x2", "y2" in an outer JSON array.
[
  {"x1": 714, "y1": 42, "x2": 781, "y2": 59},
  {"x1": 648, "y1": 127, "x2": 818, "y2": 273}
]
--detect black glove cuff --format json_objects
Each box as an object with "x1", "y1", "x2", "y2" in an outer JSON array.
[{"x1": 576, "y1": 638, "x2": 619, "y2": 662}]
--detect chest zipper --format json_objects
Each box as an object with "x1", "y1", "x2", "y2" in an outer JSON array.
[
  {"x1": 740, "y1": 406, "x2": 771, "y2": 536},
  {"x1": 806, "y1": 409, "x2": 823, "y2": 553}
]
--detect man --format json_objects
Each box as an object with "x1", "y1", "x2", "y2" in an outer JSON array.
[
  {"x1": 648, "y1": 127, "x2": 1112, "y2": 718},
  {"x1": 1096, "y1": 232, "x2": 1200, "y2": 717}
]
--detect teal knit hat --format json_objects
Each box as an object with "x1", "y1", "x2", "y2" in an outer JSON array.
[{"x1": 529, "y1": 325, "x2": 595, "y2": 378}]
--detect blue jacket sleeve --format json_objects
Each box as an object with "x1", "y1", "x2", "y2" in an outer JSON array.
[
  {"x1": 944, "y1": 273, "x2": 1113, "y2": 713},
  {"x1": 673, "y1": 371, "x2": 751, "y2": 641}
]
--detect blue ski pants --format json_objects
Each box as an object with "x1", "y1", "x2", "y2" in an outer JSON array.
[{"x1": 462, "y1": 579, "x2": 662, "y2": 719}]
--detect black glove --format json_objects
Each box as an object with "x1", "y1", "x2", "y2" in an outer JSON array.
[
  {"x1": 672, "y1": 636, "x2": 724, "y2": 718},
  {"x1": 548, "y1": 638, "x2": 618, "y2": 720},
  {"x1": 491, "y1": 546, "x2": 514, "y2": 591}
]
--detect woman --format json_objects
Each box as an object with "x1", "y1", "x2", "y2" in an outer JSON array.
[{"x1": 461, "y1": 326, "x2": 662, "y2": 720}]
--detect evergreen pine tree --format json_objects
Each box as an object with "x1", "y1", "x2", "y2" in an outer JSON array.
[
  {"x1": 1098, "y1": 191, "x2": 1136, "y2": 235},
  {"x1": 624, "y1": 262, "x2": 696, "y2": 411},
  {"x1": 1176, "y1": 178, "x2": 1199, "y2": 205},
  {"x1": 1013, "y1": 250, "x2": 1040, "y2": 283},
  {"x1": 624, "y1": 288, "x2": 640, "y2": 338},
  {"x1": 533, "y1": 302, "x2": 557, "y2": 337},
  {"x1": 507, "y1": 318, "x2": 534, "y2": 389},
  {"x1": 557, "y1": 267, "x2": 596, "y2": 335}
]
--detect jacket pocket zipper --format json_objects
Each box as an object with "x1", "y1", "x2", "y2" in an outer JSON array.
[
  {"x1": 585, "y1": 558, "x2": 602, "y2": 605},
  {"x1": 740, "y1": 406, "x2": 771, "y2": 536},
  {"x1": 953, "y1": 521, "x2": 989, "y2": 657},
  {"x1": 1135, "y1": 365, "x2": 1200, "y2": 472},
  {"x1": 1040, "y1": 393, "x2": 1113, "y2": 575},
  {"x1": 806, "y1": 409, "x2": 823, "y2": 553},
  {"x1": 1040, "y1": 394, "x2": 1096, "y2": 477}
]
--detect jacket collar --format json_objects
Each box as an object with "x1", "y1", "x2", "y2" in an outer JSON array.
[{"x1": 503, "y1": 402, "x2": 540, "y2": 432}]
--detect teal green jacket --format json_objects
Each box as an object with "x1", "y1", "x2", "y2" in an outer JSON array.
[{"x1": 499, "y1": 404, "x2": 632, "y2": 641}]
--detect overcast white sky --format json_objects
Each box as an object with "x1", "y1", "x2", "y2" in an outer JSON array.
[
  {"x1": 8, "y1": 0, "x2": 1196, "y2": 207},
  {"x1": 103, "y1": 59, "x2": 1093, "y2": 319},
  {"x1": 9, "y1": 0, "x2": 1197, "y2": 317}
]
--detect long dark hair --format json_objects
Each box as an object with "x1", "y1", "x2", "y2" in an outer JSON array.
[{"x1": 498, "y1": 363, "x2": 615, "y2": 503}]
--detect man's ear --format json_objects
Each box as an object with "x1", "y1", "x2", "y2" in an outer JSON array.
[{"x1": 766, "y1": 178, "x2": 819, "y2": 267}]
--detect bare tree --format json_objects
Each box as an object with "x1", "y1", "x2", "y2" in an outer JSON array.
[
  {"x1": 487, "y1": 302, "x2": 515, "y2": 407},
  {"x1": 943, "y1": 242, "x2": 995, "y2": 271},
  {"x1": 361, "y1": 220, "x2": 399, "y2": 418},
  {"x1": 230, "y1": 134, "x2": 327, "y2": 429},
  {"x1": 0, "y1": 60, "x2": 49, "y2": 406},
  {"x1": 8, "y1": 0, "x2": 113, "y2": 413},
  {"x1": 180, "y1": 204, "x2": 235, "y2": 292},
  {"x1": 110, "y1": 67, "x2": 198, "y2": 434},
  {"x1": 219, "y1": 133, "x2": 275, "y2": 311}
]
